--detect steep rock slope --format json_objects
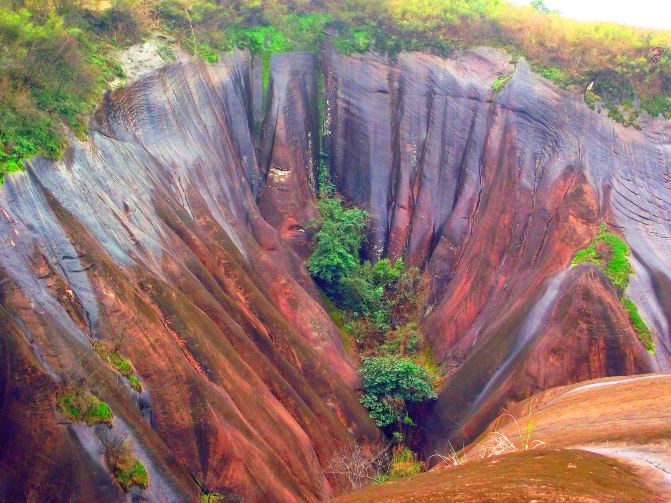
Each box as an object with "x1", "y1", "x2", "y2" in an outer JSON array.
[
  {"x1": 258, "y1": 52, "x2": 320, "y2": 258},
  {"x1": 2, "y1": 44, "x2": 671, "y2": 502},
  {"x1": 322, "y1": 45, "x2": 671, "y2": 450},
  {"x1": 0, "y1": 51, "x2": 378, "y2": 502}
]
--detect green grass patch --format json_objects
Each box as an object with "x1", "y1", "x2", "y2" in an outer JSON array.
[
  {"x1": 93, "y1": 341, "x2": 142, "y2": 392},
  {"x1": 114, "y1": 457, "x2": 149, "y2": 491},
  {"x1": 571, "y1": 224, "x2": 632, "y2": 293},
  {"x1": 492, "y1": 72, "x2": 513, "y2": 93},
  {"x1": 200, "y1": 494, "x2": 224, "y2": 503},
  {"x1": 622, "y1": 298, "x2": 655, "y2": 353},
  {"x1": 572, "y1": 225, "x2": 654, "y2": 353},
  {"x1": 533, "y1": 64, "x2": 573, "y2": 88},
  {"x1": 374, "y1": 446, "x2": 423, "y2": 484},
  {"x1": 387, "y1": 446, "x2": 422, "y2": 480},
  {"x1": 58, "y1": 388, "x2": 113, "y2": 426}
]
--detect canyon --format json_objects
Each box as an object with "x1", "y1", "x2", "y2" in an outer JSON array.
[{"x1": 1, "y1": 42, "x2": 670, "y2": 502}]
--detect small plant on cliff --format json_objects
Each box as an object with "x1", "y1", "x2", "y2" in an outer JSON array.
[
  {"x1": 571, "y1": 224, "x2": 632, "y2": 293},
  {"x1": 572, "y1": 224, "x2": 654, "y2": 353},
  {"x1": 491, "y1": 72, "x2": 513, "y2": 93},
  {"x1": 58, "y1": 387, "x2": 113, "y2": 426},
  {"x1": 375, "y1": 446, "x2": 423, "y2": 483},
  {"x1": 99, "y1": 429, "x2": 149, "y2": 491},
  {"x1": 622, "y1": 298, "x2": 655, "y2": 353},
  {"x1": 326, "y1": 441, "x2": 390, "y2": 490},
  {"x1": 93, "y1": 340, "x2": 142, "y2": 392},
  {"x1": 359, "y1": 356, "x2": 436, "y2": 429}
]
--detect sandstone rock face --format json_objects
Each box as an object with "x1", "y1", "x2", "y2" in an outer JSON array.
[
  {"x1": 323, "y1": 46, "x2": 513, "y2": 264},
  {"x1": 2, "y1": 45, "x2": 671, "y2": 502},
  {"x1": 258, "y1": 52, "x2": 320, "y2": 257},
  {"x1": 323, "y1": 46, "x2": 670, "y2": 451},
  {"x1": 0, "y1": 51, "x2": 378, "y2": 503}
]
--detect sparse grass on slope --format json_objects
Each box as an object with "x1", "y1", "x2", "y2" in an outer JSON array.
[
  {"x1": 622, "y1": 298, "x2": 655, "y2": 353},
  {"x1": 58, "y1": 387, "x2": 113, "y2": 425},
  {"x1": 572, "y1": 224, "x2": 654, "y2": 353},
  {"x1": 93, "y1": 340, "x2": 142, "y2": 392}
]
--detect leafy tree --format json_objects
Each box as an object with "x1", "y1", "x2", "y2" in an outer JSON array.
[
  {"x1": 359, "y1": 356, "x2": 436, "y2": 428},
  {"x1": 531, "y1": 0, "x2": 551, "y2": 14},
  {"x1": 337, "y1": 259, "x2": 403, "y2": 319},
  {"x1": 306, "y1": 196, "x2": 368, "y2": 286}
]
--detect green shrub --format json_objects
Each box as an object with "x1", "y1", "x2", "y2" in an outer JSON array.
[
  {"x1": 387, "y1": 446, "x2": 422, "y2": 480},
  {"x1": 58, "y1": 388, "x2": 113, "y2": 426},
  {"x1": 317, "y1": 160, "x2": 336, "y2": 197},
  {"x1": 584, "y1": 89, "x2": 599, "y2": 110},
  {"x1": 571, "y1": 224, "x2": 632, "y2": 293},
  {"x1": 359, "y1": 356, "x2": 436, "y2": 428},
  {"x1": 337, "y1": 259, "x2": 403, "y2": 318},
  {"x1": 114, "y1": 458, "x2": 149, "y2": 491},
  {"x1": 534, "y1": 65, "x2": 573, "y2": 88},
  {"x1": 622, "y1": 298, "x2": 655, "y2": 353},
  {"x1": 641, "y1": 96, "x2": 671, "y2": 118},
  {"x1": 334, "y1": 25, "x2": 377, "y2": 54},
  {"x1": 382, "y1": 322, "x2": 420, "y2": 356},
  {"x1": 307, "y1": 167, "x2": 424, "y2": 360},
  {"x1": 491, "y1": 72, "x2": 513, "y2": 93},
  {"x1": 306, "y1": 196, "x2": 368, "y2": 286}
]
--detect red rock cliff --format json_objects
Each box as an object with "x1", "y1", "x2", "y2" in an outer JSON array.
[
  {"x1": 322, "y1": 45, "x2": 669, "y2": 453},
  {"x1": 0, "y1": 51, "x2": 378, "y2": 503},
  {"x1": 1, "y1": 45, "x2": 670, "y2": 501}
]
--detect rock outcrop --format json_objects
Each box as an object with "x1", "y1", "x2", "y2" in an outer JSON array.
[
  {"x1": 322, "y1": 44, "x2": 670, "y2": 451},
  {"x1": 1, "y1": 44, "x2": 671, "y2": 502},
  {"x1": 0, "y1": 51, "x2": 378, "y2": 503},
  {"x1": 334, "y1": 374, "x2": 671, "y2": 503}
]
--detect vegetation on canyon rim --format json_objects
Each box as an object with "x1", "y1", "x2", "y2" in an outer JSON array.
[
  {"x1": 2, "y1": 0, "x2": 671, "y2": 181},
  {"x1": 572, "y1": 224, "x2": 654, "y2": 353}
]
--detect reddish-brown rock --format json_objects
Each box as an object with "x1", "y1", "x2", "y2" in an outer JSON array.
[
  {"x1": 2, "y1": 44, "x2": 671, "y2": 502},
  {"x1": 0, "y1": 51, "x2": 378, "y2": 502},
  {"x1": 322, "y1": 45, "x2": 670, "y2": 454},
  {"x1": 422, "y1": 265, "x2": 653, "y2": 452},
  {"x1": 258, "y1": 52, "x2": 320, "y2": 257},
  {"x1": 334, "y1": 374, "x2": 671, "y2": 503}
]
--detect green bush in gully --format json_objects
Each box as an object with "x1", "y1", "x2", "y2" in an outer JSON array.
[
  {"x1": 572, "y1": 224, "x2": 654, "y2": 353},
  {"x1": 360, "y1": 356, "x2": 436, "y2": 429},
  {"x1": 306, "y1": 166, "x2": 436, "y2": 454}
]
